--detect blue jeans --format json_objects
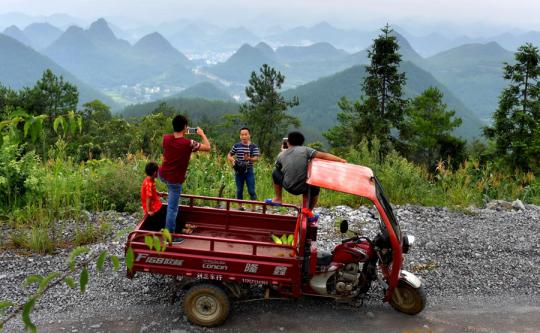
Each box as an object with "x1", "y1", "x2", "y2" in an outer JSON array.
[
  {"x1": 235, "y1": 167, "x2": 257, "y2": 200},
  {"x1": 159, "y1": 173, "x2": 183, "y2": 234}
]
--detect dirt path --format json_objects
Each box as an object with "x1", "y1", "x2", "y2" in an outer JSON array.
[{"x1": 36, "y1": 297, "x2": 540, "y2": 333}]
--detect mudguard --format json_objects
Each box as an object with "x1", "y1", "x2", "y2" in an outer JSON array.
[{"x1": 399, "y1": 270, "x2": 422, "y2": 289}]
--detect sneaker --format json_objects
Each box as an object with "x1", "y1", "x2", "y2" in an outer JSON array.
[
  {"x1": 238, "y1": 206, "x2": 246, "y2": 211},
  {"x1": 307, "y1": 214, "x2": 320, "y2": 222},
  {"x1": 172, "y1": 238, "x2": 185, "y2": 245}
]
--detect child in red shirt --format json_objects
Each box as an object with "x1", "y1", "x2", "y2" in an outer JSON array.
[
  {"x1": 141, "y1": 162, "x2": 195, "y2": 233},
  {"x1": 141, "y1": 162, "x2": 167, "y2": 216}
]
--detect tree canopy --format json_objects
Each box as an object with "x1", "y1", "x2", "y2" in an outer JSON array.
[
  {"x1": 484, "y1": 43, "x2": 540, "y2": 171},
  {"x1": 238, "y1": 64, "x2": 300, "y2": 156},
  {"x1": 399, "y1": 87, "x2": 463, "y2": 168}
]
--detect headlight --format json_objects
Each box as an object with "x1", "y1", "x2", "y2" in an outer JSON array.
[{"x1": 402, "y1": 234, "x2": 415, "y2": 254}]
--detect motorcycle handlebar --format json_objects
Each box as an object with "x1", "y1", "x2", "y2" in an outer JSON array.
[{"x1": 341, "y1": 235, "x2": 359, "y2": 243}]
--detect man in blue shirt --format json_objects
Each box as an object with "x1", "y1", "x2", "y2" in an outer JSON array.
[{"x1": 227, "y1": 127, "x2": 260, "y2": 209}]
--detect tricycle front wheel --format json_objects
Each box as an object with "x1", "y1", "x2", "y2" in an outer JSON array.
[
  {"x1": 183, "y1": 283, "x2": 231, "y2": 327},
  {"x1": 389, "y1": 281, "x2": 426, "y2": 315}
]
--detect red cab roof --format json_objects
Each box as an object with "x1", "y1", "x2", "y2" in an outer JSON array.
[{"x1": 306, "y1": 159, "x2": 376, "y2": 200}]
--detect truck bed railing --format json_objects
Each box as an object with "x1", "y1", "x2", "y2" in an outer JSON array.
[
  {"x1": 180, "y1": 194, "x2": 301, "y2": 214},
  {"x1": 127, "y1": 229, "x2": 297, "y2": 257}
]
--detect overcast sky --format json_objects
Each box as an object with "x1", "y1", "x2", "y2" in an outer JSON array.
[{"x1": 2, "y1": 0, "x2": 540, "y2": 33}]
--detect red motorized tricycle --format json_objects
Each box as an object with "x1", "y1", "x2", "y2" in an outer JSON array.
[{"x1": 125, "y1": 159, "x2": 425, "y2": 327}]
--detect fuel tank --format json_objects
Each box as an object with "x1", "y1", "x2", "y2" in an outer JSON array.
[{"x1": 332, "y1": 238, "x2": 374, "y2": 264}]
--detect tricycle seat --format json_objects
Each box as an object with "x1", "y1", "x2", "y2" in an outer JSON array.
[{"x1": 317, "y1": 250, "x2": 333, "y2": 266}]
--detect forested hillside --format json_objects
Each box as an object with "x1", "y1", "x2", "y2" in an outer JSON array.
[
  {"x1": 283, "y1": 62, "x2": 483, "y2": 142},
  {"x1": 175, "y1": 81, "x2": 234, "y2": 101},
  {"x1": 426, "y1": 42, "x2": 514, "y2": 122},
  {"x1": 122, "y1": 96, "x2": 238, "y2": 119}
]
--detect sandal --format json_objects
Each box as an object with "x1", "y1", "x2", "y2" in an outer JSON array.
[
  {"x1": 185, "y1": 224, "x2": 197, "y2": 229},
  {"x1": 264, "y1": 199, "x2": 282, "y2": 206},
  {"x1": 182, "y1": 228, "x2": 193, "y2": 234}
]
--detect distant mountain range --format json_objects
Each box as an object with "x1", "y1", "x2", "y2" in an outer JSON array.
[
  {"x1": 265, "y1": 22, "x2": 374, "y2": 52},
  {"x1": 176, "y1": 81, "x2": 233, "y2": 102},
  {"x1": 24, "y1": 23, "x2": 63, "y2": 49},
  {"x1": 205, "y1": 44, "x2": 282, "y2": 84},
  {"x1": 44, "y1": 18, "x2": 200, "y2": 88},
  {"x1": 0, "y1": 33, "x2": 117, "y2": 108},
  {"x1": 399, "y1": 27, "x2": 540, "y2": 57},
  {"x1": 282, "y1": 61, "x2": 484, "y2": 143},
  {"x1": 0, "y1": 12, "x2": 87, "y2": 31},
  {"x1": 425, "y1": 42, "x2": 514, "y2": 122},
  {"x1": 204, "y1": 30, "x2": 423, "y2": 88}
]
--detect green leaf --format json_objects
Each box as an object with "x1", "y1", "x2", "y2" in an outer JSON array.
[
  {"x1": 22, "y1": 275, "x2": 43, "y2": 288},
  {"x1": 9, "y1": 109, "x2": 28, "y2": 118},
  {"x1": 64, "y1": 276, "x2": 76, "y2": 289},
  {"x1": 77, "y1": 116, "x2": 83, "y2": 133},
  {"x1": 30, "y1": 121, "x2": 42, "y2": 143},
  {"x1": 37, "y1": 272, "x2": 61, "y2": 294},
  {"x1": 96, "y1": 251, "x2": 108, "y2": 272},
  {"x1": 22, "y1": 298, "x2": 37, "y2": 333},
  {"x1": 53, "y1": 116, "x2": 64, "y2": 134},
  {"x1": 69, "y1": 118, "x2": 78, "y2": 135},
  {"x1": 110, "y1": 255, "x2": 120, "y2": 271},
  {"x1": 96, "y1": 250, "x2": 109, "y2": 271},
  {"x1": 23, "y1": 117, "x2": 33, "y2": 138},
  {"x1": 0, "y1": 300, "x2": 14, "y2": 313},
  {"x1": 125, "y1": 246, "x2": 134, "y2": 272},
  {"x1": 162, "y1": 229, "x2": 172, "y2": 244},
  {"x1": 153, "y1": 235, "x2": 161, "y2": 252},
  {"x1": 79, "y1": 267, "x2": 89, "y2": 293},
  {"x1": 68, "y1": 246, "x2": 89, "y2": 271},
  {"x1": 144, "y1": 235, "x2": 154, "y2": 250}
]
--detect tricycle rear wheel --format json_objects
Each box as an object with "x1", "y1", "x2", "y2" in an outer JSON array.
[
  {"x1": 389, "y1": 280, "x2": 426, "y2": 315},
  {"x1": 183, "y1": 283, "x2": 230, "y2": 327}
]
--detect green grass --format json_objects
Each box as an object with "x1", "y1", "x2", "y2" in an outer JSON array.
[{"x1": 1, "y1": 144, "x2": 539, "y2": 253}]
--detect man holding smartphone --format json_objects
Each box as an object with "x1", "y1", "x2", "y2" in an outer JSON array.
[
  {"x1": 227, "y1": 127, "x2": 260, "y2": 209},
  {"x1": 269, "y1": 131, "x2": 346, "y2": 210},
  {"x1": 159, "y1": 115, "x2": 211, "y2": 243}
]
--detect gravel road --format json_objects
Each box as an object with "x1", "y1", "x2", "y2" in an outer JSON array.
[{"x1": 1, "y1": 202, "x2": 539, "y2": 332}]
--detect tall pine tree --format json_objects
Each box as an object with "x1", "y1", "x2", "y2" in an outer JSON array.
[
  {"x1": 325, "y1": 24, "x2": 406, "y2": 158},
  {"x1": 484, "y1": 43, "x2": 540, "y2": 171}
]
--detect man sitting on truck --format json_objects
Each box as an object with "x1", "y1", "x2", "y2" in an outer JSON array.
[{"x1": 268, "y1": 131, "x2": 346, "y2": 210}]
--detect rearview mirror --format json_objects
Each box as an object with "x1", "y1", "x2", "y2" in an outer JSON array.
[{"x1": 340, "y1": 220, "x2": 349, "y2": 234}]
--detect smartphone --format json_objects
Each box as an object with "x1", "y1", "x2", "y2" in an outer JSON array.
[
  {"x1": 187, "y1": 127, "x2": 198, "y2": 134},
  {"x1": 282, "y1": 137, "x2": 288, "y2": 149}
]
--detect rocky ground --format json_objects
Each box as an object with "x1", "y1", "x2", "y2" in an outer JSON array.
[{"x1": 0, "y1": 202, "x2": 539, "y2": 332}]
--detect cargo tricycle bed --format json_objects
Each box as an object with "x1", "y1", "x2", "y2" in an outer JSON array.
[{"x1": 125, "y1": 195, "x2": 308, "y2": 325}]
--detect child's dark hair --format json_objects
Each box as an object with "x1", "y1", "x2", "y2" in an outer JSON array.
[
  {"x1": 287, "y1": 131, "x2": 305, "y2": 146},
  {"x1": 145, "y1": 162, "x2": 159, "y2": 176},
  {"x1": 172, "y1": 115, "x2": 188, "y2": 132},
  {"x1": 239, "y1": 127, "x2": 250, "y2": 133}
]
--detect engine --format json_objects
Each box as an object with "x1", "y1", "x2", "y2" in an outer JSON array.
[{"x1": 331, "y1": 263, "x2": 368, "y2": 296}]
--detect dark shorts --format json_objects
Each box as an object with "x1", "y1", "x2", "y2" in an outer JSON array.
[{"x1": 272, "y1": 169, "x2": 320, "y2": 197}]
